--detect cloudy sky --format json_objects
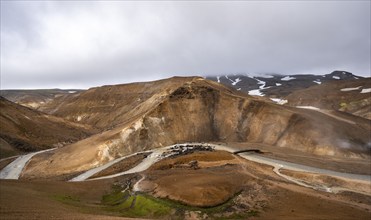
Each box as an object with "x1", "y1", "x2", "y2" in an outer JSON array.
[{"x1": 1, "y1": 1, "x2": 370, "y2": 89}]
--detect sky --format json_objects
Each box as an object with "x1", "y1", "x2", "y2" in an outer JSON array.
[{"x1": 1, "y1": 1, "x2": 370, "y2": 89}]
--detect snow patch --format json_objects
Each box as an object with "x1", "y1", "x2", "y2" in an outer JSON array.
[
  {"x1": 360, "y1": 88, "x2": 371, "y2": 93},
  {"x1": 270, "y1": 98, "x2": 288, "y2": 105},
  {"x1": 248, "y1": 89, "x2": 264, "y2": 96},
  {"x1": 256, "y1": 79, "x2": 264, "y2": 85},
  {"x1": 237, "y1": 88, "x2": 241, "y2": 91},
  {"x1": 231, "y1": 77, "x2": 241, "y2": 85},
  {"x1": 296, "y1": 106, "x2": 320, "y2": 111},
  {"x1": 68, "y1": 91, "x2": 77, "y2": 93},
  {"x1": 281, "y1": 76, "x2": 296, "y2": 81},
  {"x1": 340, "y1": 86, "x2": 362, "y2": 92},
  {"x1": 313, "y1": 80, "x2": 321, "y2": 84},
  {"x1": 248, "y1": 78, "x2": 268, "y2": 96},
  {"x1": 332, "y1": 76, "x2": 340, "y2": 79},
  {"x1": 276, "y1": 83, "x2": 282, "y2": 86}
]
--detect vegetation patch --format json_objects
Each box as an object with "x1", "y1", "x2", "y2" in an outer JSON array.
[
  {"x1": 101, "y1": 186, "x2": 258, "y2": 219},
  {"x1": 102, "y1": 190, "x2": 172, "y2": 218}
]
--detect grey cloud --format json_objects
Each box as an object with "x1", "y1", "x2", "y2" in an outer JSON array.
[{"x1": 0, "y1": 1, "x2": 370, "y2": 89}]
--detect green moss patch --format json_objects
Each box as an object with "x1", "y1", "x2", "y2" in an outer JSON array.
[
  {"x1": 101, "y1": 188, "x2": 258, "y2": 219},
  {"x1": 102, "y1": 190, "x2": 171, "y2": 218}
]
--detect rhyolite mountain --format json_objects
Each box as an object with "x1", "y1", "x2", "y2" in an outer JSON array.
[
  {"x1": 207, "y1": 70, "x2": 370, "y2": 119},
  {"x1": 206, "y1": 70, "x2": 362, "y2": 98},
  {"x1": 0, "y1": 97, "x2": 95, "y2": 158},
  {"x1": 20, "y1": 77, "x2": 370, "y2": 179},
  {"x1": 206, "y1": 70, "x2": 363, "y2": 98},
  {"x1": 0, "y1": 89, "x2": 84, "y2": 110},
  {"x1": 285, "y1": 78, "x2": 371, "y2": 120},
  {"x1": 1, "y1": 71, "x2": 361, "y2": 109}
]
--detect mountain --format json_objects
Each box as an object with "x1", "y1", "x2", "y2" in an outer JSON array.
[
  {"x1": 206, "y1": 70, "x2": 362, "y2": 98},
  {"x1": 21, "y1": 77, "x2": 370, "y2": 179},
  {"x1": 286, "y1": 78, "x2": 371, "y2": 119},
  {"x1": 0, "y1": 97, "x2": 96, "y2": 158},
  {"x1": 207, "y1": 71, "x2": 371, "y2": 119},
  {"x1": 1, "y1": 76, "x2": 370, "y2": 220},
  {"x1": 37, "y1": 77, "x2": 201, "y2": 130},
  {"x1": 0, "y1": 89, "x2": 84, "y2": 110}
]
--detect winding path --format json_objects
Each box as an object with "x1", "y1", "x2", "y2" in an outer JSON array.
[
  {"x1": 72, "y1": 148, "x2": 169, "y2": 181},
  {"x1": 0, "y1": 148, "x2": 55, "y2": 179},
  {"x1": 238, "y1": 153, "x2": 370, "y2": 183},
  {"x1": 70, "y1": 151, "x2": 148, "y2": 182},
  {"x1": 1, "y1": 143, "x2": 370, "y2": 196}
]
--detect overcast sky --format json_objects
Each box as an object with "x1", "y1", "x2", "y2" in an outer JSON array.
[{"x1": 1, "y1": 1, "x2": 370, "y2": 89}]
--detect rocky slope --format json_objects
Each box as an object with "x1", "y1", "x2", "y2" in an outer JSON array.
[
  {"x1": 285, "y1": 78, "x2": 371, "y2": 119},
  {"x1": 206, "y1": 70, "x2": 362, "y2": 99},
  {"x1": 0, "y1": 89, "x2": 84, "y2": 109},
  {"x1": 38, "y1": 77, "x2": 204, "y2": 130},
  {"x1": 0, "y1": 97, "x2": 96, "y2": 158},
  {"x1": 22, "y1": 77, "x2": 370, "y2": 179}
]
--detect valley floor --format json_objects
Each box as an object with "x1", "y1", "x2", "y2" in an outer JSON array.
[{"x1": 0, "y1": 144, "x2": 370, "y2": 219}]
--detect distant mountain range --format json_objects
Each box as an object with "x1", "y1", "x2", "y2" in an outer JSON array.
[
  {"x1": 206, "y1": 70, "x2": 370, "y2": 119},
  {"x1": 206, "y1": 70, "x2": 362, "y2": 98},
  {"x1": 2, "y1": 71, "x2": 370, "y2": 121}
]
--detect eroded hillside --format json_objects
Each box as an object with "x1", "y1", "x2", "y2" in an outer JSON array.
[
  {"x1": 0, "y1": 89, "x2": 84, "y2": 109},
  {"x1": 0, "y1": 97, "x2": 96, "y2": 158},
  {"x1": 286, "y1": 78, "x2": 371, "y2": 119},
  {"x1": 22, "y1": 77, "x2": 371, "y2": 179}
]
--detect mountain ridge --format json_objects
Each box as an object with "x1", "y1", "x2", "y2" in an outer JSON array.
[
  {"x1": 0, "y1": 96, "x2": 96, "y2": 158},
  {"x1": 19, "y1": 77, "x2": 371, "y2": 179}
]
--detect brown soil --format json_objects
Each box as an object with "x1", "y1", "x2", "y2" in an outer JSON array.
[
  {"x1": 226, "y1": 142, "x2": 371, "y2": 175},
  {"x1": 0, "y1": 157, "x2": 17, "y2": 170},
  {"x1": 286, "y1": 77, "x2": 371, "y2": 119},
  {"x1": 149, "y1": 150, "x2": 236, "y2": 171},
  {"x1": 139, "y1": 151, "x2": 371, "y2": 219},
  {"x1": 89, "y1": 153, "x2": 150, "y2": 179},
  {"x1": 257, "y1": 183, "x2": 371, "y2": 220},
  {"x1": 1, "y1": 151, "x2": 370, "y2": 219},
  {"x1": 0, "y1": 96, "x2": 96, "y2": 157},
  {"x1": 0, "y1": 178, "x2": 143, "y2": 220},
  {"x1": 19, "y1": 150, "x2": 86, "y2": 181},
  {"x1": 280, "y1": 169, "x2": 371, "y2": 197},
  {"x1": 146, "y1": 165, "x2": 247, "y2": 207},
  {"x1": 1, "y1": 89, "x2": 85, "y2": 110}
]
